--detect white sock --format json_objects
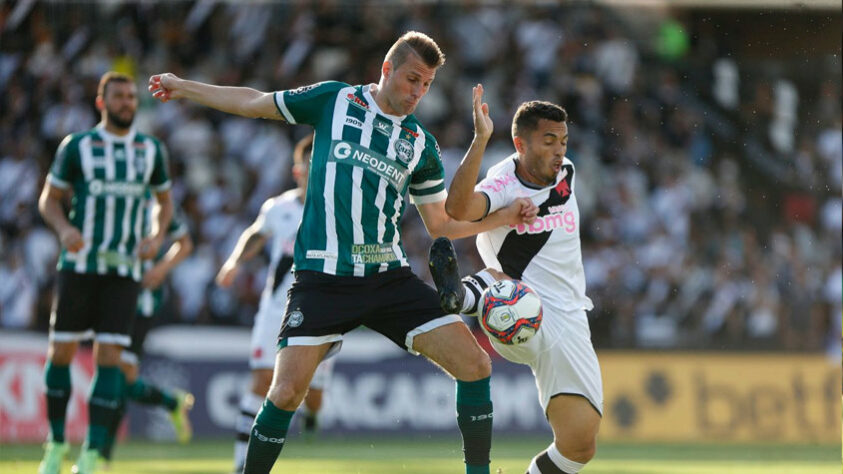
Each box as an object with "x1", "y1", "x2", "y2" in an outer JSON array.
[
  {"x1": 233, "y1": 391, "x2": 264, "y2": 468},
  {"x1": 527, "y1": 443, "x2": 586, "y2": 473},
  {"x1": 461, "y1": 270, "x2": 497, "y2": 315}
]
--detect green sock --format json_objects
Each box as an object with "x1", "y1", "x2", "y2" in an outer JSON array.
[
  {"x1": 243, "y1": 399, "x2": 294, "y2": 474},
  {"x1": 87, "y1": 366, "x2": 124, "y2": 452},
  {"x1": 102, "y1": 392, "x2": 127, "y2": 460},
  {"x1": 127, "y1": 378, "x2": 178, "y2": 411},
  {"x1": 44, "y1": 362, "x2": 71, "y2": 443},
  {"x1": 456, "y1": 377, "x2": 493, "y2": 474}
]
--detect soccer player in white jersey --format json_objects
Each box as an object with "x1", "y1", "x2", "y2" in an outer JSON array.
[
  {"x1": 38, "y1": 72, "x2": 173, "y2": 474},
  {"x1": 431, "y1": 86, "x2": 602, "y2": 474},
  {"x1": 149, "y1": 32, "x2": 536, "y2": 474},
  {"x1": 216, "y1": 135, "x2": 334, "y2": 472}
]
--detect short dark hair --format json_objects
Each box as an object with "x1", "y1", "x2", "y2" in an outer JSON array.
[
  {"x1": 512, "y1": 101, "x2": 568, "y2": 138},
  {"x1": 98, "y1": 71, "x2": 133, "y2": 97},
  {"x1": 293, "y1": 133, "x2": 314, "y2": 166},
  {"x1": 385, "y1": 31, "x2": 445, "y2": 70}
]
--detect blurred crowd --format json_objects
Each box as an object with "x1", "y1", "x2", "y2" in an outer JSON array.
[{"x1": 0, "y1": 1, "x2": 840, "y2": 354}]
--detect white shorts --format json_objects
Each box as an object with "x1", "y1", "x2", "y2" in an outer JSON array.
[
  {"x1": 309, "y1": 355, "x2": 336, "y2": 390},
  {"x1": 250, "y1": 306, "x2": 285, "y2": 370},
  {"x1": 249, "y1": 304, "x2": 337, "y2": 390},
  {"x1": 490, "y1": 308, "x2": 603, "y2": 416}
]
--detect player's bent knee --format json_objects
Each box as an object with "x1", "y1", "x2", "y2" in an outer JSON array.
[
  {"x1": 556, "y1": 437, "x2": 596, "y2": 464},
  {"x1": 48, "y1": 343, "x2": 77, "y2": 365},
  {"x1": 267, "y1": 383, "x2": 306, "y2": 411},
  {"x1": 463, "y1": 351, "x2": 492, "y2": 381}
]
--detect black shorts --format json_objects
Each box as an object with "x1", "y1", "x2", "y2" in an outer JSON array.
[
  {"x1": 50, "y1": 270, "x2": 140, "y2": 347},
  {"x1": 279, "y1": 268, "x2": 457, "y2": 353},
  {"x1": 125, "y1": 314, "x2": 154, "y2": 359}
]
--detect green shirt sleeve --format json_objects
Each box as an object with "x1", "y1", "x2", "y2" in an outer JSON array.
[
  {"x1": 48, "y1": 134, "x2": 80, "y2": 189},
  {"x1": 273, "y1": 81, "x2": 348, "y2": 125},
  {"x1": 409, "y1": 132, "x2": 446, "y2": 205},
  {"x1": 149, "y1": 138, "x2": 172, "y2": 191}
]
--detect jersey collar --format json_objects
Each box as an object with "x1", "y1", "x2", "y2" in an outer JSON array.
[{"x1": 96, "y1": 123, "x2": 137, "y2": 143}]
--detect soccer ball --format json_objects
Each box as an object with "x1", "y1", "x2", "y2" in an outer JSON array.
[{"x1": 480, "y1": 279, "x2": 542, "y2": 345}]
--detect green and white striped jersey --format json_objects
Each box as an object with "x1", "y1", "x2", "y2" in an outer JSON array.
[
  {"x1": 47, "y1": 124, "x2": 171, "y2": 281},
  {"x1": 137, "y1": 207, "x2": 189, "y2": 318},
  {"x1": 273, "y1": 81, "x2": 446, "y2": 276}
]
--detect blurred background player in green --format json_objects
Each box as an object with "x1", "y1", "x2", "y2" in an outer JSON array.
[
  {"x1": 100, "y1": 203, "x2": 195, "y2": 468},
  {"x1": 216, "y1": 134, "x2": 335, "y2": 473},
  {"x1": 37, "y1": 72, "x2": 173, "y2": 474}
]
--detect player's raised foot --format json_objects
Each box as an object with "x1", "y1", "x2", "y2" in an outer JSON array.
[
  {"x1": 169, "y1": 390, "x2": 195, "y2": 444},
  {"x1": 38, "y1": 440, "x2": 69, "y2": 474},
  {"x1": 428, "y1": 237, "x2": 465, "y2": 314},
  {"x1": 71, "y1": 448, "x2": 98, "y2": 474}
]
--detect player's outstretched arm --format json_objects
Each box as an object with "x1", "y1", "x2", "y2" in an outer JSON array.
[
  {"x1": 445, "y1": 84, "x2": 494, "y2": 222},
  {"x1": 148, "y1": 73, "x2": 284, "y2": 121},
  {"x1": 417, "y1": 197, "x2": 537, "y2": 241},
  {"x1": 143, "y1": 231, "x2": 194, "y2": 290},
  {"x1": 216, "y1": 221, "x2": 268, "y2": 288},
  {"x1": 139, "y1": 190, "x2": 174, "y2": 259}
]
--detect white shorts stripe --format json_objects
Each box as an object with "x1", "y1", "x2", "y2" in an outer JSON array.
[{"x1": 404, "y1": 314, "x2": 463, "y2": 356}]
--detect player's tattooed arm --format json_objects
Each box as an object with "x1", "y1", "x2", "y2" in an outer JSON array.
[
  {"x1": 417, "y1": 197, "x2": 536, "y2": 241},
  {"x1": 216, "y1": 223, "x2": 268, "y2": 288},
  {"x1": 143, "y1": 232, "x2": 193, "y2": 290},
  {"x1": 149, "y1": 73, "x2": 285, "y2": 121}
]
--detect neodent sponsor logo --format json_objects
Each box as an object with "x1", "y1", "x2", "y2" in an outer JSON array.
[
  {"x1": 332, "y1": 141, "x2": 407, "y2": 187},
  {"x1": 88, "y1": 180, "x2": 146, "y2": 197},
  {"x1": 334, "y1": 142, "x2": 352, "y2": 159}
]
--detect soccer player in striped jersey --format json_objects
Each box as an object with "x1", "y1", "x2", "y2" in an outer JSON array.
[
  {"x1": 432, "y1": 87, "x2": 603, "y2": 474},
  {"x1": 216, "y1": 134, "x2": 334, "y2": 472},
  {"x1": 100, "y1": 204, "x2": 195, "y2": 467},
  {"x1": 37, "y1": 72, "x2": 173, "y2": 474},
  {"x1": 150, "y1": 32, "x2": 536, "y2": 474}
]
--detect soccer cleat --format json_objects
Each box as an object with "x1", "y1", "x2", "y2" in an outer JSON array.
[
  {"x1": 71, "y1": 448, "x2": 98, "y2": 474},
  {"x1": 38, "y1": 440, "x2": 69, "y2": 474},
  {"x1": 428, "y1": 237, "x2": 465, "y2": 314},
  {"x1": 169, "y1": 390, "x2": 195, "y2": 444}
]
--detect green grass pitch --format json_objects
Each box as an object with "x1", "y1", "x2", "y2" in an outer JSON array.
[{"x1": 1, "y1": 437, "x2": 838, "y2": 473}]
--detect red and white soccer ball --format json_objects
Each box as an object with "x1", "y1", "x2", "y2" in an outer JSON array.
[{"x1": 480, "y1": 279, "x2": 542, "y2": 345}]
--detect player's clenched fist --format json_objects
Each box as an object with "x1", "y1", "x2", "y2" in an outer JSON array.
[
  {"x1": 515, "y1": 197, "x2": 538, "y2": 224},
  {"x1": 148, "y1": 73, "x2": 182, "y2": 102},
  {"x1": 60, "y1": 226, "x2": 84, "y2": 252}
]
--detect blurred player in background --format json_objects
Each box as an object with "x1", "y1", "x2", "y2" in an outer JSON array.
[
  {"x1": 150, "y1": 31, "x2": 536, "y2": 474},
  {"x1": 100, "y1": 203, "x2": 195, "y2": 467},
  {"x1": 430, "y1": 87, "x2": 602, "y2": 474},
  {"x1": 37, "y1": 72, "x2": 173, "y2": 474},
  {"x1": 216, "y1": 134, "x2": 335, "y2": 473}
]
